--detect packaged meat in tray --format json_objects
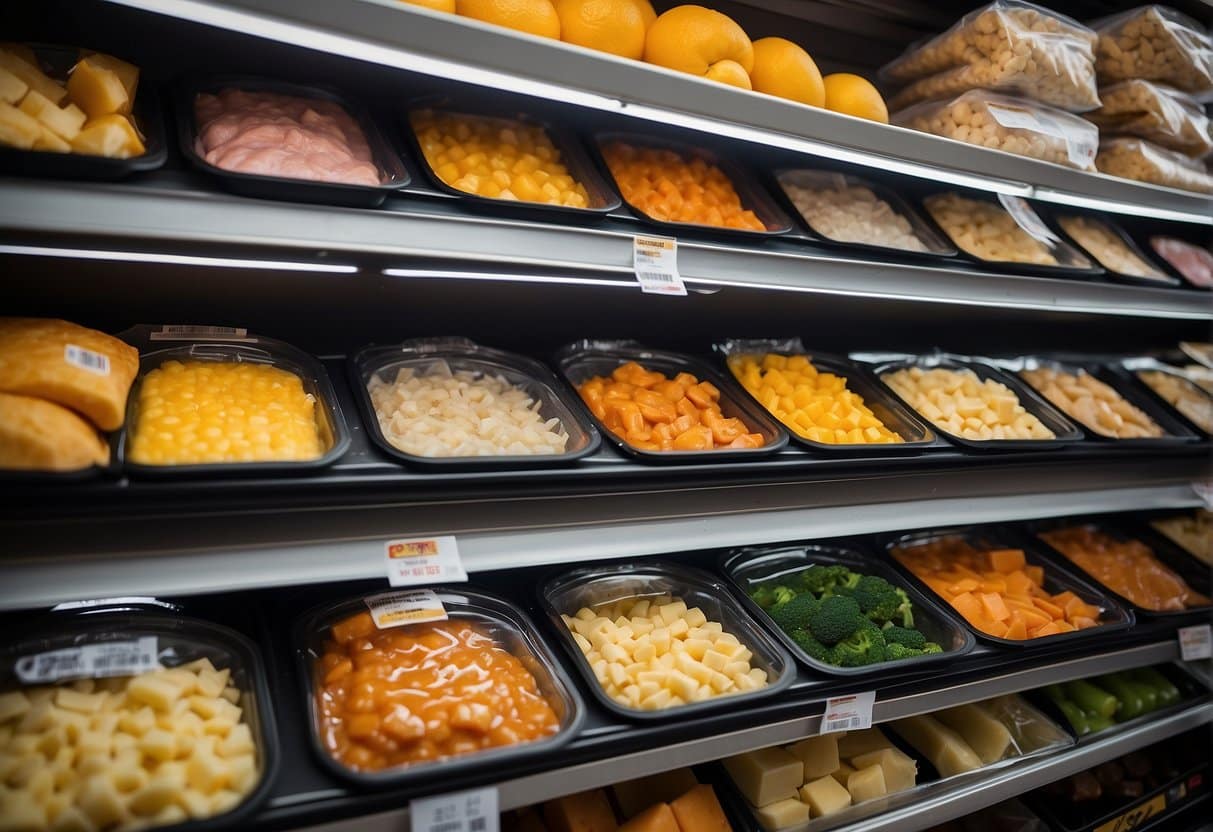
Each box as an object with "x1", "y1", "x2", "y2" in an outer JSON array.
[
  {"x1": 893, "y1": 91, "x2": 1099, "y2": 171},
  {"x1": 1149, "y1": 237, "x2": 1213, "y2": 289},
  {"x1": 177, "y1": 76, "x2": 408, "y2": 206},
  {"x1": 881, "y1": 2, "x2": 1099, "y2": 113},
  {"x1": 1086, "y1": 80, "x2": 1213, "y2": 158},
  {"x1": 1092, "y1": 5, "x2": 1213, "y2": 93},
  {"x1": 1095, "y1": 137, "x2": 1213, "y2": 194}
]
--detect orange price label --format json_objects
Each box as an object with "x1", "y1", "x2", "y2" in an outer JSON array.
[{"x1": 383, "y1": 536, "x2": 466, "y2": 586}]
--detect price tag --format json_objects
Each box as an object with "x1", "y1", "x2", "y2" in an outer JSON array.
[
  {"x1": 365, "y1": 589, "x2": 448, "y2": 629},
  {"x1": 64, "y1": 344, "x2": 111, "y2": 376},
  {"x1": 633, "y1": 235, "x2": 687, "y2": 296},
  {"x1": 1093, "y1": 792, "x2": 1165, "y2": 832},
  {"x1": 821, "y1": 690, "x2": 876, "y2": 734},
  {"x1": 997, "y1": 195, "x2": 1059, "y2": 246},
  {"x1": 150, "y1": 325, "x2": 252, "y2": 341},
  {"x1": 385, "y1": 536, "x2": 467, "y2": 586},
  {"x1": 411, "y1": 786, "x2": 498, "y2": 832},
  {"x1": 1191, "y1": 480, "x2": 1213, "y2": 509},
  {"x1": 1178, "y1": 624, "x2": 1212, "y2": 661},
  {"x1": 15, "y1": 637, "x2": 159, "y2": 684}
]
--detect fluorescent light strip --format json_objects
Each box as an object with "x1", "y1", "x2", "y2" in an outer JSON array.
[
  {"x1": 383, "y1": 268, "x2": 631, "y2": 288},
  {"x1": 0, "y1": 244, "x2": 358, "y2": 273}
]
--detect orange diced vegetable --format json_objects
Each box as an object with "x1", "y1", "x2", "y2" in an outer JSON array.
[
  {"x1": 980, "y1": 592, "x2": 1011, "y2": 621},
  {"x1": 1032, "y1": 597, "x2": 1065, "y2": 619},
  {"x1": 989, "y1": 548, "x2": 1027, "y2": 573},
  {"x1": 1004, "y1": 616, "x2": 1027, "y2": 640},
  {"x1": 1033, "y1": 621, "x2": 1063, "y2": 637}
]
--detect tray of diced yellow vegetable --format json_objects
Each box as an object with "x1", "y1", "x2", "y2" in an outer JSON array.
[
  {"x1": 0, "y1": 608, "x2": 278, "y2": 832},
  {"x1": 717, "y1": 339, "x2": 936, "y2": 454},
  {"x1": 855, "y1": 352, "x2": 1083, "y2": 451},
  {"x1": 540, "y1": 563, "x2": 794, "y2": 720},
  {"x1": 118, "y1": 326, "x2": 350, "y2": 476},
  {"x1": 0, "y1": 44, "x2": 165, "y2": 179},
  {"x1": 405, "y1": 101, "x2": 619, "y2": 218}
]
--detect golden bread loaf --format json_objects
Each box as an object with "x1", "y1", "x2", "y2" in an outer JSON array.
[
  {"x1": 0, "y1": 391, "x2": 109, "y2": 470},
  {"x1": 0, "y1": 317, "x2": 138, "y2": 430}
]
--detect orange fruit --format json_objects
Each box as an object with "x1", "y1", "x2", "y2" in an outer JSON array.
[
  {"x1": 644, "y1": 5, "x2": 753, "y2": 88},
  {"x1": 555, "y1": 0, "x2": 656, "y2": 60},
  {"x1": 750, "y1": 37, "x2": 824, "y2": 107},
  {"x1": 400, "y1": 0, "x2": 456, "y2": 11},
  {"x1": 456, "y1": 0, "x2": 561, "y2": 38},
  {"x1": 822, "y1": 73, "x2": 888, "y2": 123}
]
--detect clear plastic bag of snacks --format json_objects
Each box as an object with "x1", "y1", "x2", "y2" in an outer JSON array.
[
  {"x1": 893, "y1": 91, "x2": 1099, "y2": 170},
  {"x1": 881, "y1": 1, "x2": 1099, "y2": 112},
  {"x1": 1092, "y1": 5, "x2": 1213, "y2": 93},
  {"x1": 1096, "y1": 137, "x2": 1213, "y2": 193},
  {"x1": 1087, "y1": 80, "x2": 1213, "y2": 157}
]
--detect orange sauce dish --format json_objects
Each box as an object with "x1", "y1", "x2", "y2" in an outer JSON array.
[{"x1": 316, "y1": 612, "x2": 560, "y2": 772}]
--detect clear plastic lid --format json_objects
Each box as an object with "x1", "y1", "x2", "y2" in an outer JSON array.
[
  {"x1": 119, "y1": 325, "x2": 349, "y2": 476},
  {"x1": 351, "y1": 337, "x2": 600, "y2": 469},
  {"x1": 296, "y1": 587, "x2": 583, "y2": 785},
  {"x1": 538, "y1": 562, "x2": 794, "y2": 720},
  {"x1": 0, "y1": 607, "x2": 278, "y2": 832}
]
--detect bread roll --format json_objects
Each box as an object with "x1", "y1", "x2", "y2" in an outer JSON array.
[
  {"x1": 0, "y1": 391, "x2": 109, "y2": 470},
  {"x1": 0, "y1": 317, "x2": 138, "y2": 430}
]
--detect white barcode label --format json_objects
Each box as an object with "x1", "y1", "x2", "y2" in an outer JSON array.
[
  {"x1": 988, "y1": 104, "x2": 1043, "y2": 132},
  {"x1": 64, "y1": 344, "x2": 111, "y2": 376},
  {"x1": 821, "y1": 690, "x2": 876, "y2": 735},
  {"x1": 411, "y1": 786, "x2": 498, "y2": 832},
  {"x1": 998, "y1": 195, "x2": 1058, "y2": 246},
  {"x1": 1179, "y1": 624, "x2": 1212, "y2": 661},
  {"x1": 633, "y1": 235, "x2": 687, "y2": 296},
  {"x1": 365, "y1": 589, "x2": 448, "y2": 629},
  {"x1": 385, "y1": 536, "x2": 467, "y2": 586},
  {"x1": 15, "y1": 637, "x2": 159, "y2": 684},
  {"x1": 150, "y1": 325, "x2": 251, "y2": 341}
]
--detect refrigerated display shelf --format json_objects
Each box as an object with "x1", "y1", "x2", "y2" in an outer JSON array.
[
  {"x1": 97, "y1": 0, "x2": 1213, "y2": 225},
  {"x1": 5, "y1": 176, "x2": 1211, "y2": 320}
]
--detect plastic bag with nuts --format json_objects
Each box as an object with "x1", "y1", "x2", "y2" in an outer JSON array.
[
  {"x1": 881, "y1": 1, "x2": 1100, "y2": 112},
  {"x1": 1085, "y1": 80, "x2": 1213, "y2": 157},
  {"x1": 1092, "y1": 5, "x2": 1213, "y2": 92},
  {"x1": 893, "y1": 91, "x2": 1099, "y2": 171},
  {"x1": 1096, "y1": 137, "x2": 1213, "y2": 193}
]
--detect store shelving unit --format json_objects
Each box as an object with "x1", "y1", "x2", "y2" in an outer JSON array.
[{"x1": 4, "y1": 0, "x2": 1212, "y2": 830}]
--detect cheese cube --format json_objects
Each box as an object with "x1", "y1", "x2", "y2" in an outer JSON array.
[
  {"x1": 18, "y1": 90, "x2": 85, "y2": 139},
  {"x1": 669, "y1": 785, "x2": 731, "y2": 832},
  {"x1": 67, "y1": 58, "x2": 130, "y2": 117},
  {"x1": 138, "y1": 728, "x2": 178, "y2": 762},
  {"x1": 892, "y1": 714, "x2": 982, "y2": 777},
  {"x1": 836, "y1": 727, "x2": 891, "y2": 760},
  {"x1": 53, "y1": 688, "x2": 105, "y2": 714},
  {"x1": 127, "y1": 673, "x2": 184, "y2": 712},
  {"x1": 701, "y1": 649, "x2": 730, "y2": 672},
  {"x1": 754, "y1": 798, "x2": 809, "y2": 831},
  {"x1": 786, "y1": 734, "x2": 840, "y2": 781},
  {"x1": 129, "y1": 773, "x2": 183, "y2": 816},
  {"x1": 81, "y1": 52, "x2": 139, "y2": 101},
  {"x1": 617, "y1": 801, "x2": 679, "y2": 832},
  {"x1": 0, "y1": 50, "x2": 66, "y2": 104},
  {"x1": 850, "y1": 747, "x2": 918, "y2": 794},
  {"x1": 934, "y1": 704, "x2": 1012, "y2": 765},
  {"x1": 0, "y1": 67, "x2": 27, "y2": 104},
  {"x1": 0, "y1": 690, "x2": 30, "y2": 722},
  {"x1": 831, "y1": 761, "x2": 856, "y2": 785},
  {"x1": 542, "y1": 789, "x2": 617, "y2": 832},
  {"x1": 658, "y1": 600, "x2": 688, "y2": 624},
  {"x1": 799, "y1": 775, "x2": 851, "y2": 817},
  {"x1": 77, "y1": 775, "x2": 125, "y2": 827},
  {"x1": 846, "y1": 763, "x2": 887, "y2": 803},
  {"x1": 187, "y1": 751, "x2": 231, "y2": 794},
  {"x1": 0, "y1": 99, "x2": 41, "y2": 148},
  {"x1": 218, "y1": 723, "x2": 254, "y2": 757},
  {"x1": 611, "y1": 768, "x2": 698, "y2": 818},
  {"x1": 34, "y1": 123, "x2": 71, "y2": 152},
  {"x1": 723, "y1": 747, "x2": 803, "y2": 807}
]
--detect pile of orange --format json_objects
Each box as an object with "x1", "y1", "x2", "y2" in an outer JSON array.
[
  {"x1": 601, "y1": 141, "x2": 765, "y2": 230},
  {"x1": 398, "y1": 0, "x2": 888, "y2": 122}
]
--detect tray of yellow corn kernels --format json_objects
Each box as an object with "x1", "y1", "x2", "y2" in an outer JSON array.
[
  {"x1": 716, "y1": 339, "x2": 937, "y2": 455},
  {"x1": 118, "y1": 326, "x2": 350, "y2": 476},
  {"x1": 405, "y1": 102, "x2": 620, "y2": 218}
]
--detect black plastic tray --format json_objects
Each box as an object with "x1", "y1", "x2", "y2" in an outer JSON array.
[
  {"x1": 401, "y1": 100, "x2": 620, "y2": 221},
  {"x1": 1118, "y1": 357, "x2": 1213, "y2": 438},
  {"x1": 118, "y1": 325, "x2": 351, "y2": 477},
  {"x1": 538, "y1": 561, "x2": 795, "y2": 722},
  {"x1": 590, "y1": 131, "x2": 793, "y2": 239},
  {"x1": 715, "y1": 338, "x2": 937, "y2": 455},
  {"x1": 771, "y1": 169, "x2": 957, "y2": 262},
  {"x1": 856, "y1": 352, "x2": 1084, "y2": 452},
  {"x1": 719, "y1": 542, "x2": 975, "y2": 677},
  {"x1": 350, "y1": 337, "x2": 600, "y2": 471},
  {"x1": 991, "y1": 356, "x2": 1199, "y2": 447},
  {"x1": 0, "y1": 45, "x2": 167, "y2": 179},
  {"x1": 1, "y1": 607, "x2": 280, "y2": 832},
  {"x1": 294, "y1": 586, "x2": 584, "y2": 788},
  {"x1": 1025, "y1": 516, "x2": 1212, "y2": 623},
  {"x1": 1045, "y1": 211, "x2": 1182, "y2": 289},
  {"x1": 882, "y1": 526, "x2": 1133, "y2": 649},
  {"x1": 920, "y1": 192, "x2": 1103, "y2": 279},
  {"x1": 1027, "y1": 663, "x2": 1208, "y2": 743},
  {"x1": 554, "y1": 339, "x2": 788, "y2": 463},
  {"x1": 177, "y1": 75, "x2": 408, "y2": 207}
]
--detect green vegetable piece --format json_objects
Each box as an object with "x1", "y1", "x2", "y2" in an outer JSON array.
[
  {"x1": 1086, "y1": 714, "x2": 1115, "y2": 734},
  {"x1": 885, "y1": 642, "x2": 923, "y2": 660},
  {"x1": 1065, "y1": 680, "x2": 1118, "y2": 719},
  {"x1": 789, "y1": 628, "x2": 830, "y2": 662},
  {"x1": 921, "y1": 642, "x2": 942, "y2": 654},
  {"x1": 809, "y1": 595, "x2": 864, "y2": 645},
  {"x1": 829, "y1": 626, "x2": 887, "y2": 667},
  {"x1": 1130, "y1": 667, "x2": 1181, "y2": 706},
  {"x1": 884, "y1": 626, "x2": 927, "y2": 650},
  {"x1": 1098, "y1": 674, "x2": 1145, "y2": 721},
  {"x1": 797, "y1": 565, "x2": 854, "y2": 597},
  {"x1": 1056, "y1": 700, "x2": 1090, "y2": 735},
  {"x1": 769, "y1": 594, "x2": 819, "y2": 634}
]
